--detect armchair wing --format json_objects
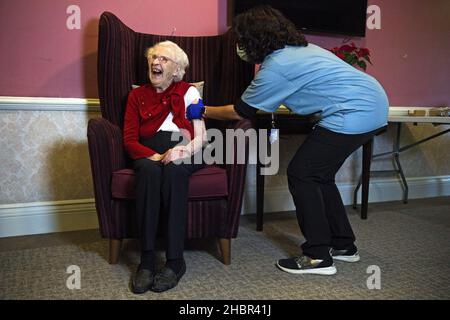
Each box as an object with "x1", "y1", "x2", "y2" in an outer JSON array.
[
  {"x1": 88, "y1": 11, "x2": 254, "y2": 265},
  {"x1": 224, "y1": 118, "x2": 253, "y2": 239}
]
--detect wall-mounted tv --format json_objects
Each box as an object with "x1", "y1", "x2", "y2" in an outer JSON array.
[{"x1": 232, "y1": 0, "x2": 368, "y2": 37}]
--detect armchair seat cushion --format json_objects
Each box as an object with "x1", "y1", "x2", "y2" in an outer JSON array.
[{"x1": 111, "y1": 165, "x2": 228, "y2": 200}]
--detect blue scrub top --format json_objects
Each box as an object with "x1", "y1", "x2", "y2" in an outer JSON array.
[{"x1": 241, "y1": 44, "x2": 389, "y2": 134}]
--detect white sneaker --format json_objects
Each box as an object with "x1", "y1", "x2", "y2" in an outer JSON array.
[{"x1": 331, "y1": 246, "x2": 361, "y2": 262}]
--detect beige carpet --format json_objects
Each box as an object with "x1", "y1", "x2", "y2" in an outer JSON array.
[{"x1": 1, "y1": 197, "x2": 449, "y2": 300}]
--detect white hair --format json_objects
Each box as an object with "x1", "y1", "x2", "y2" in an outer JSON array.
[{"x1": 146, "y1": 41, "x2": 189, "y2": 82}]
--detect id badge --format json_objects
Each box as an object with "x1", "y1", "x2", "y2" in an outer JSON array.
[
  {"x1": 269, "y1": 128, "x2": 279, "y2": 144},
  {"x1": 269, "y1": 113, "x2": 279, "y2": 144}
]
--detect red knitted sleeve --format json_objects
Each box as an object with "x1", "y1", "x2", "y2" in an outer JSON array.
[{"x1": 123, "y1": 90, "x2": 157, "y2": 159}]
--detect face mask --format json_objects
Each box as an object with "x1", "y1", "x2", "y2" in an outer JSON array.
[{"x1": 236, "y1": 44, "x2": 249, "y2": 62}]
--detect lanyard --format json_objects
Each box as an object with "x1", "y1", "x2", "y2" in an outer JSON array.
[{"x1": 269, "y1": 113, "x2": 279, "y2": 144}]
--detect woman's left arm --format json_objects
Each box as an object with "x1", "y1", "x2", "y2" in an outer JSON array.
[
  {"x1": 161, "y1": 119, "x2": 206, "y2": 164},
  {"x1": 182, "y1": 94, "x2": 208, "y2": 155},
  {"x1": 187, "y1": 118, "x2": 207, "y2": 154},
  {"x1": 161, "y1": 93, "x2": 207, "y2": 164}
]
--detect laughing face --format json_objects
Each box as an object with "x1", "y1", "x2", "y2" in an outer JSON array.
[{"x1": 147, "y1": 45, "x2": 179, "y2": 93}]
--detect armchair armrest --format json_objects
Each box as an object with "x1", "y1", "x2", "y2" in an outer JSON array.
[{"x1": 87, "y1": 118, "x2": 127, "y2": 237}]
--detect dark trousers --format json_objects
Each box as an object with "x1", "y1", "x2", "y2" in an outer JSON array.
[
  {"x1": 134, "y1": 131, "x2": 204, "y2": 260},
  {"x1": 287, "y1": 125, "x2": 377, "y2": 260}
]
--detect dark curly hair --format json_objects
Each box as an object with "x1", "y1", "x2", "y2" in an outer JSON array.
[{"x1": 232, "y1": 5, "x2": 308, "y2": 64}]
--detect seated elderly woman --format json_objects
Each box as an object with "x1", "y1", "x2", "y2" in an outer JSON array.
[{"x1": 123, "y1": 41, "x2": 206, "y2": 294}]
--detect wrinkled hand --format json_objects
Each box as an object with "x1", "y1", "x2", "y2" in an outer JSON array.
[
  {"x1": 161, "y1": 146, "x2": 191, "y2": 165},
  {"x1": 148, "y1": 152, "x2": 167, "y2": 161},
  {"x1": 186, "y1": 99, "x2": 205, "y2": 120}
]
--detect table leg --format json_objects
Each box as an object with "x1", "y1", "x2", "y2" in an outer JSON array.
[
  {"x1": 353, "y1": 177, "x2": 362, "y2": 210},
  {"x1": 361, "y1": 138, "x2": 373, "y2": 219},
  {"x1": 393, "y1": 123, "x2": 408, "y2": 203},
  {"x1": 256, "y1": 159, "x2": 264, "y2": 231},
  {"x1": 255, "y1": 127, "x2": 266, "y2": 231}
]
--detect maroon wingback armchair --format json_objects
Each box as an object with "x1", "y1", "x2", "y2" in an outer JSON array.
[{"x1": 87, "y1": 12, "x2": 254, "y2": 265}]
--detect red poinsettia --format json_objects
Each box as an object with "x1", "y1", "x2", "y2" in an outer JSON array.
[{"x1": 330, "y1": 42, "x2": 372, "y2": 71}]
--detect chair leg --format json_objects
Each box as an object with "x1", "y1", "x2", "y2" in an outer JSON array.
[
  {"x1": 218, "y1": 238, "x2": 231, "y2": 265},
  {"x1": 109, "y1": 239, "x2": 122, "y2": 264}
]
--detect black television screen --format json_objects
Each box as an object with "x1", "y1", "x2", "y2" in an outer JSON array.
[{"x1": 232, "y1": 0, "x2": 368, "y2": 37}]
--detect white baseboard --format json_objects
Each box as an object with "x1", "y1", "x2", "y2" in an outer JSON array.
[
  {"x1": 0, "y1": 199, "x2": 98, "y2": 238},
  {"x1": 0, "y1": 96, "x2": 100, "y2": 111},
  {"x1": 242, "y1": 175, "x2": 450, "y2": 214},
  {"x1": 1, "y1": 175, "x2": 449, "y2": 238}
]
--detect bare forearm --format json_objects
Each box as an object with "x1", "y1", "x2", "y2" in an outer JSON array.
[
  {"x1": 205, "y1": 105, "x2": 242, "y2": 121},
  {"x1": 186, "y1": 119, "x2": 207, "y2": 154}
]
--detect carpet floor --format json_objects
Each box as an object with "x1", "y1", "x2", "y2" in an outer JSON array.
[{"x1": 1, "y1": 197, "x2": 449, "y2": 300}]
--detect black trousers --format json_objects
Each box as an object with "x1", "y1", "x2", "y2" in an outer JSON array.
[
  {"x1": 287, "y1": 125, "x2": 378, "y2": 260},
  {"x1": 134, "y1": 131, "x2": 204, "y2": 260}
]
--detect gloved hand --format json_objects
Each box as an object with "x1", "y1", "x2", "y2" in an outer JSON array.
[{"x1": 186, "y1": 99, "x2": 205, "y2": 120}]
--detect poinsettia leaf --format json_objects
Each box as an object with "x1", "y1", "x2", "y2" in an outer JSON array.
[
  {"x1": 357, "y1": 60, "x2": 367, "y2": 71},
  {"x1": 364, "y1": 55, "x2": 373, "y2": 65},
  {"x1": 341, "y1": 45, "x2": 354, "y2": 52},
  {"x1": 330, "y1": 44, "x2": 373, "y2": 69},
  {"x1": 342, "y1": 52, "x2": 350, "y2": 64}
]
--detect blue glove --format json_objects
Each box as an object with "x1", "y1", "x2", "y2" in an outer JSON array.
[{"x1": 186, "y1": 99, "x2": 205, "y2": 120}]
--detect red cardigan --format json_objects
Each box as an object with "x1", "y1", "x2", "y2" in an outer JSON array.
[{"x1": 123, "y1": 82, "x2": 194, "y2": 159}]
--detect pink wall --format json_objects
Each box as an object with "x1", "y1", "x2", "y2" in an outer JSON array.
[
  {"x1": 307, "y1": 0, "x2": 450, "y2": 107},
  {"x1": 0, "y1": 0, "x2": 449, "y2": 107},
  {"x1": 0, "y1": 0, "x2": 226, "y2": 98}
]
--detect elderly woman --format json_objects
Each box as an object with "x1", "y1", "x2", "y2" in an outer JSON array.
[{"x1": 123, "y1": 41, "x2": 206, "y2": 294}]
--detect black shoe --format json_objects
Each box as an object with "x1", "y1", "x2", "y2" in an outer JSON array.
[
  {"x1": 131, "y1": 268, "x2": 155, "y2": 294},
  {"x1": 277, "y1": 255, "x2": 337, "y2": 275},
  {"x1": 331, "y1": 244, "x2": 360, "y2": 262},
  {"x1": 151, "y1": 261, "x2": 186, "y2": 293}
]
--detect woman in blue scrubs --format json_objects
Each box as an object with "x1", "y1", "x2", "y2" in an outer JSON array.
[{"x1": 188, "y1": 5, "x2": 389, "y2": 275}]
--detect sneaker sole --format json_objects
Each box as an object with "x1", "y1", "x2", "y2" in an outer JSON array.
[
  {"x1": 332, "y1": 254, "x2": 360, "y2": 263},
  {"x1": 276, "y1": 262, "x2": 337, "y2": 275}
]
